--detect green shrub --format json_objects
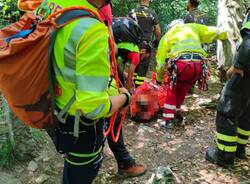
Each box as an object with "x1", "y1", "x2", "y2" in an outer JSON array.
[
  {"x1": 0, "y1": 140, "x2": 15, "y2": 168},
  {"x1": 0, "y1": 0, "x2": 20, "y2": 27}
]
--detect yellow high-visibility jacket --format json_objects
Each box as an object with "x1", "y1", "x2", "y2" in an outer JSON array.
[
  {"x1": 156, "y1": 23, "x2": 227, "y2": 82},
  {"x1": 48, "y1": 0, "x2": 111, "y2": 119}
]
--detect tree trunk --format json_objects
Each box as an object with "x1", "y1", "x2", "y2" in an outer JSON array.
[{"x1": 216, "y1": 0, "x2": 246, "y2": 82}]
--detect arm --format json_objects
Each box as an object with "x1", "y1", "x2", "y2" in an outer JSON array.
[
  {"x1": 227, "y1": 37, "x2": 250, "y2": 79},
  {"x1": 198, "y1": 24, "x2": 228, "y2": 43},
  {"x1": 234, "y1": 38, "x2": 250, "y2": 70},
  {"x1": 126, "y1": 52, "x2": 140, "y2": 90},
  {"x1": 126, "y1": 63, "x2": 136, "y2": 90},
  {"x1": 154, "y1": 24, "x2": 161, "y2": 42},
  {"x1": 76, "y1": 22, "x2": 127, "y2": 119},
  {"x1": 152, "y1": 10, "x2": 161, "y2": 42},
  {"x1": 109, "y1": 93, "x2": 129, "y2": 114},
  {"x1": 156, "y1": 34, "x2": 169, "y2": 82}
]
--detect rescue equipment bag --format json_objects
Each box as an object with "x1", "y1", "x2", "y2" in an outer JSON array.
[
  {"x1": 0, "y1": 7, "x2": 101, "y2": 129},
  {"x1": 112, "y1": 17, "x2": 143, "y2": 45}
]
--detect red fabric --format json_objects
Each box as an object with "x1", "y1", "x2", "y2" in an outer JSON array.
[
  {"x1": 127, "y1": 52, "x2": 140, "y2": 66},
  {"x1": 151, "y1": 72, "x2": 168, "y2": 108},
  {"x1": 163, "y1": 60, "x2": 203, "y2": 121},
  {"x1": 98, "y1": 4, "x2": 112, "y2": 25},
  {"x1": 130, "y1": 82, "x2": 159, "y2": 121}
]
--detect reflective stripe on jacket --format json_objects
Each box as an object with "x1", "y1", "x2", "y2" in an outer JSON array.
[
  {"x1": 117, "y1": 42, "x2": 140, "y2": 53},
  {"x1": 117, "y1": 42, "x2": 140, "y2": 65},
  {"x1": 49, "y1": 0, "x2": 111, "y2": 119}
]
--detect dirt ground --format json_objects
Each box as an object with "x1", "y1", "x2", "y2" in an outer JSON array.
[{"x1": 1, "y1": 75, "x2": 250, "y2": 184}]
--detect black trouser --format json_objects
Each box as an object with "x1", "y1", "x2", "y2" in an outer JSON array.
[
  {"x1": 134, "y1": 52, "x2": 151, "y2": 86},
  {"x1": 106, "y1": 112, "x2": 134, "y2": 169},
  {"x1": 47, "y1": 115, "x2": 105, "y2": 184},
  {"x1": 107, "y1": 69, "x2": 134, "y2": 168},
  {"x1": 216, "y1": 71, "x2": 250, "y2": 153}
]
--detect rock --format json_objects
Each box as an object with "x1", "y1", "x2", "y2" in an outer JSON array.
[
  {"x1": 42, "y1": 156, "x2": 50, "y2": 162},
  {"x1": 44, "y1": 165, "x2": 53, "y2": 174},
  {"x1": 199, "y1": 169, "x2": 208, "y2": 175},
  {"x1": 147, "y1": 166, "x2": 175, "y2": 184},
  {"x1": 27, "y1": 160, "x2": 38, "y2": 172},
  {"x1": 243, "y1": 166, "x2": 249, "y2": 171},
  {"x1": 145, "y1": 173, "x2": 155, "y2": 184},
  {"x1": 0, "y1": 172, "x2": 21, "y2": 184},
  {"x1": 55, "y1": 162, "x2": 64, "y2": 169},
  {"x1": 35, "y1": 174, "x2": 49, "y2": 184},
  {"x1": 185, "y1": 128, "x2": 195, "y2": 137},
  {"x1": 14, "y1": 166, "x2": 25, "y2": 174},
  {"x1": 138, "y1": 124, "x2": 156, "y2": 133}
]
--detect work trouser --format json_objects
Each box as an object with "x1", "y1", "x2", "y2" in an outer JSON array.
[
  {"x1": 108, "y1": 68, "x2": 135, "y2": 168},
  {"x1": 107, "y1": 112, "x2": 135, "y2": 169},
  {"x1": 216, "y1": 71, "x2": 250, "y2": 154},
  {"x1": 47, "y1": 115, "x2": 105, "y2": 184},
  {"x1": 163, "y1": 59, "x2": 202, "y2": 121}
]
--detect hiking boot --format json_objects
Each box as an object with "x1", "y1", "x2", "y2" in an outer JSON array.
[
  {"x1": 165, "y1": 120, "x2": 174, "y2": 129},
  {"x1": 236, "y1": 144, "x2": 247, "y2": 159},
  {"x1": 174, "y1": 111, "x2": 183, "y2": 125},
  {"x1": 118, "y1": 163, "x2": 147, "y2": 177},
  {"x1": 205, "y1": 148, "x2": 234, "y2": 168},
  {"x1": 159, "y1": 119, "x2": 174, "y2": 129}
]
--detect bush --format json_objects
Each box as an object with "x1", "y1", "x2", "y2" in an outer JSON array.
[
  {"x1": 0, "y1": 0, "x2": 20, "y2": 27},
  {"x1": 0, "y1": 140, "x2": 15, "y2": 168}
]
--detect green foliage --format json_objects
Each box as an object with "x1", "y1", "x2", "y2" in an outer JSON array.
[
  {"x1": 0, "y1": 140, "x2": 15, "y2": 168},
  {"x1": 0, "y1": 0, "x2": 218, "y2": 30},
  {"x1": 0, "y1": 0, "x2": 20, "y2": 27},
  {"x1": 112, "y1": 0, "x2": 218, "y2": 33}
]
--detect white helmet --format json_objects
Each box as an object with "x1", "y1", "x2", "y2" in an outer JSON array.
[{"x1": 167, "y1": 19, "x2": 184, "y2": 31}]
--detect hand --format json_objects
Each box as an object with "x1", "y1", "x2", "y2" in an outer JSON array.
[
  {"x1": 125, "y1": 82, "x2": 133, "y2": 91},
  {"x1": 119, "y1": 87, "x2": 128, "y2": 94},
  {"x1": 226, "y1": 66, "x2": 244, "y2": 80}
]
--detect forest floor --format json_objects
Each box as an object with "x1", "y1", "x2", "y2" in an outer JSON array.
[{"x1": 1, "y1": 59, "x2": 250, "y2": 184}]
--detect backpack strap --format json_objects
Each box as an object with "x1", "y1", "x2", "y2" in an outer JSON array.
[
  {"x1": 55, "y1": 9, "x2": 95, "y2": 27},
  {"x1": 49, "y1": 9, "x2": 101, "y2": 137},
  {"x1": 55, "y1": 95, "x2": 76, "y2": 124}
]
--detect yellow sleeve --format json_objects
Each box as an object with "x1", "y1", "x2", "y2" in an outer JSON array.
[
  {"x1": 156, "y1": 34, "x2": 169, "y2": 82},
  {"x1": 198, "y1": 24, "x2": 228, "y2": 43},
  {"x1": 75, "y1": 22, "x2": 111, "y2": 119}
]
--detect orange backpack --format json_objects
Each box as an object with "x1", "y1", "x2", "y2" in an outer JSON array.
[{"x1": 0, "y1": 7, "x2": 101, "y2": 129}]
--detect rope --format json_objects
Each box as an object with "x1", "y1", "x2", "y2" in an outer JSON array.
[{"x1": 103, "y1": 36, "x2": 128, "y2": 143}]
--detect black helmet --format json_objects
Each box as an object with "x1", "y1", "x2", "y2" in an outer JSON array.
[{"x1": 112, "y1": 17, "x2": 143, "y2": 45}]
